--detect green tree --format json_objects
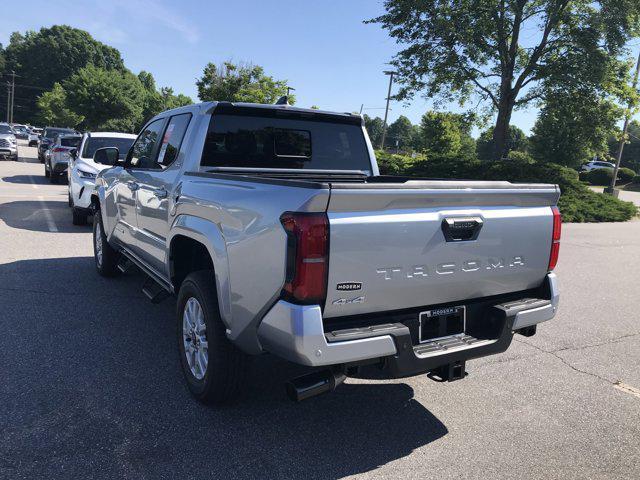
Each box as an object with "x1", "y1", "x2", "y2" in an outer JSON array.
[
  {"x1": 609, "y1": 120, "x2": 640, "y2": 173},
  {"x1": 530, "y1": 89, "x2": 621, "y2": 168},
  {"x1": 196, "y1": 61, "x2": 293, "y2": 104},
  {"x1": 363, "y1": 114, "x2": 385, "y2": 147},
  {"x1": 137, "y1": 71, "x2": 193, "y2": 126},
  {"x1": 416, "y1": 111, "x2": 475, "y2": 157},
  {"x1": 36, "y1": 83, "x2": 84, "y2": 127},
  {"x1": 368, "y1": 1, "x2": 640, "y2": 161},
  {"x1": 4, "y1": 25, "x2": 125, "y2": 123},
  {"x1": 63, "y1": 65, "x2": 145, "y2": 131},
  {"x1": 477, "y1": 125, "x2": 529, "y2": 161},
  {"x1": 385, "y1": 115, "x2": 415, "y2": 151}
]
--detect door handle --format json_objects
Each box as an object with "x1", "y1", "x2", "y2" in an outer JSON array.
[
  {"x1": 126, "y1": 181, "x2": 139, "y2": 191},
  {"x1": 153, "y1": 187, "x2": 168, "y2": 199}
]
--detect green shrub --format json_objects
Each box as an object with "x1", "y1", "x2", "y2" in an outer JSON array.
[
  {"x1": 632, "y1": 175, "x2": 640, "y2": 184},
  {"x1": 375, "y1": 150, "x2": 423, "y2": 175},
  {"x1": 373, "y1": 153, "x2": 637, "y2": 223},
  {"x1": 618, "y1": 167, "x2": 637, "y2": 183},
  {"x1": 580, "y1": 167, "x2": 636, "y2": 186}
]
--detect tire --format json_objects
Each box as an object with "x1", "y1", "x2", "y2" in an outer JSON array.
[
  {"x1": 92, "y1": 210, "x2": 120, "y2": 277},
  {"x1": 50, "y1": 170, "x2": 58, "y2": 184},
  {"x1": 177, "y1": 270, "x2": 250, "y2": 405},
  {"x1": 68, "y1": 190, "x2": 73, "y2": 207},
  {"x1": 72, "y1": 207, "x2": 87, "y2": 226},
  {"x1": 44, "y1": 164, "x2": 50, "y2": 178}
]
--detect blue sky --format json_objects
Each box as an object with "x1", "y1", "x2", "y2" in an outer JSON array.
[{"x1": 3, "y1": 0, "x2": 635, "y2": 136}]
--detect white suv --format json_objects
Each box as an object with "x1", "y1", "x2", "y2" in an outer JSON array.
[
  {"x1": 580, "y1": 160, "x2": 615, "y2": 172},
  {"x1": 68, "y1": 132, "x2": 136, "y2": 225}
]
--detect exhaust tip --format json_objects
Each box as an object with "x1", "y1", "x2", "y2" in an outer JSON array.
[{"x1": 286, "y1": 369, "x2": 346, "y2": 402}]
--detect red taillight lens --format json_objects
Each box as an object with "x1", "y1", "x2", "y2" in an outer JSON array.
[
  {"x1": 548, "y1": 206, "x2": 561, "y2": 271},
  {"x1": 280, "y1": 212, "x2": 329, "y2": 304},
  {"x1": 52, "y1": 147, "x2": 66, "y2": 152}
]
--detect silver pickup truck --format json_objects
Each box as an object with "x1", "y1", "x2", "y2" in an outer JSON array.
[{"x1": 91, "y1": 101, "x2": 561, "y2": 404}]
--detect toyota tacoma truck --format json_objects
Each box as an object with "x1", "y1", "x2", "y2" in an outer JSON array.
[{"x1": 91, "y1": 101, "x2": 561, "y2": 404}]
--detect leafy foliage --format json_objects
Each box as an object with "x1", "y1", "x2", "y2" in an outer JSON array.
[
  {"x1": 36, "y1": 83, "x2": 84, "y2": 127},
  {"x1": 196, "y1": 61, "x2": 293, "y2": 104},
  {"x1": 530, "y1": 88, "x2": 622, "y2": 168},
  {"x1": 416, "y1": 111, "x2": 475, "y2": 158},
  {"x1": 376, "y1": 152, "x2": 637, "y2": 222},
  {"x1": 375, "y1": 150, "x2": 424, "y2": 175},
  {"x1": 609, "y1": 120, "x2": 640, "y2": 173},
  {"x1": 363, "y1": 115, "x2": 385, "y2": 148},
  {"x1": 385, "y1": 115, "x2": 415, "y2": 150},
  {"x1": 579, "y1": 167, "x2": 636, "y2": 185},
  {"x1": 368, "y1": 1, "x2": 640, "y2": 160},
  {"x1": 477, "y1": 126, "x2": 529, "y2": 161},
  {"x1": 63, "y1": 65, "x2": 146, "y2": 131},
  {"x1": 4, "y1": 25, "x2": 125, "y2": 123}
]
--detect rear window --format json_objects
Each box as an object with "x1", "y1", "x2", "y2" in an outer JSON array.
[
  {"x1": 45, "y1": 128, "x2": 75, "y2": 139},
  {"x1": 0, "y1": 125, "x2": 13, "y2": 134},
  {"x1": 82, "y1": 137, "x2": 135, "y2": 159},
  {"x1": 201, "y1": 114, "x2": 371, "y2": 171},
  {"x1": 60, "y1": 136, "x2": 81, "y2": 147}
]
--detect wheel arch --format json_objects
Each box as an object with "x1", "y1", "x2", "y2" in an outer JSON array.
[{"x1": 168, "y1": 215, "x2": 232, "y2": 327}]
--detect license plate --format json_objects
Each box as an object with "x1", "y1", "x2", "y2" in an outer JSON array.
[{"x1": 419, "y1": 305, "x2": 466, "y2": 343}]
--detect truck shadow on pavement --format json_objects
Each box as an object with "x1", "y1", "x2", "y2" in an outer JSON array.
[
  {"x1": 0, "y1": 199, "x2": 87, "y2": 233},
  {"x1": 2, "y1": 174, "x2": 50, "y2": 185},
  {"x1": 0, "y1": 256, "x2": 448, "y2": 480}
]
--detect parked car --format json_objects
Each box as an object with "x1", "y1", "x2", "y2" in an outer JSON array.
[
  {"x1": 11, "y1": 124, "x2": 30, "y2": 140},
  {"x1": 38, "y1": 127, "x2": 76, "y2": 163},
  {"x1": 27, "y1": 127, "x2": 40, "y2": 147},
  {"x1": 68, "y1": 132, "x2": 136, "y2": 225},
  {"x1": 0, "y1": 123, "x2": 18, "y2": 161},
  {"x1": 91, "y1": 102, "x2": 561, "y2": 405},
  {"x1": 580, "y1": 160, "x2": 615, "y2": 172},
  {"x1": 44, "y1": 133, "x2": 82, "y2": 183}
]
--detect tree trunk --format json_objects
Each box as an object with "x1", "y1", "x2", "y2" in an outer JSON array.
[{"x1": 492, "y1": 97, "x2": 514, "y2": 161}]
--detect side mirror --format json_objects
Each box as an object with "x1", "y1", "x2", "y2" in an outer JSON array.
[
  {"x1": 93, "y1": 147, "x2": 120, "y2": 166},
  {"x1": 69, "y1": 148, "x2": 77, "y2": 160}
]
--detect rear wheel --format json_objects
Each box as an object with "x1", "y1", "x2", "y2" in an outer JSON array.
[
  {"x1": 177, "y1": 270, "x2": 250, "y2": 405},
  {"x1": 93, "y1": 211, "x2": 120, "y2": 277},
  {"x1": 44, "y1": 163, "x2": 50, "y2": 178}
]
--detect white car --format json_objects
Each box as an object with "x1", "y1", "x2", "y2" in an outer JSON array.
[
  {"x1": 68, "y1": 132, "x2": 136, "y2": 225},
  {"x1": 27, "y1": 127, "x2": 40, "y2": 147},
  {"x1": 45, "y1": 133, "x2": 82, "y2": 183},
  {"x1": 580, "y1": 160, "x2": 615, "y2": 172}
]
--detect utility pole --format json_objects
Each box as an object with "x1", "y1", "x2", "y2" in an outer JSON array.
[
  {"x1": 5, "y1": 83, "x2": 10, "y2": 123},
  {"x1": 9, "y1": 71, "x2": 16, "y2": 124},
  {"x1": 380, "y1": 70, "x2": 395, "y2": 150},
  {"x1": 608, "y1": 50, "x2": 640, "y2": 195}
]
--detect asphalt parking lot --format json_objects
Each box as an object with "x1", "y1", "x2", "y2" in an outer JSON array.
[{"x1": 1, "y1": 142, "x2": 639, "y2": 480}]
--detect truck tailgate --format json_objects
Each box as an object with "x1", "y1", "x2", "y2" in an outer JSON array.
[{"x1": 322, "y1": 180, "x2": 560, "y2": 318}]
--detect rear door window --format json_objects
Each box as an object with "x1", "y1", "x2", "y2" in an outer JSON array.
[{"x1": 156, "y1": 113, "x2": 191, "y2": 167}]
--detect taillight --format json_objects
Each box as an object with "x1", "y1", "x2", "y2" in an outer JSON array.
[
  {"x1": 548, "y1": 206, "x2": 561, "y2": 271},
  {"x1": 280, "y1": 212, "x2": 329, "y2": 304},
  {"x1": 52, "y1": 147, "x2": 66, "y2": 152}
]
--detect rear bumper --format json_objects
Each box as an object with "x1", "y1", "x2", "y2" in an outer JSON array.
[
  {"x1": 52, "y1": 160, "x2": 68, "y2": 173},
  {"x1": 257, "y1": 273, "x2": 558, "y2": 373}
]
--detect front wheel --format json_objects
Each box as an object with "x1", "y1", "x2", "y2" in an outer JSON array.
[
  {"x1": 177, "y1": 270, "x2": 250, "y2": 405},
  {"x1": 93, "y1": 211, "x2": 120, "y2": 277}
]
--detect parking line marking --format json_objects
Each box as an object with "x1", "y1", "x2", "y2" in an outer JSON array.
[
  {"x1": 37, "y1": 195, "x2": 58, "y2": 233},
  {"x1": 614, "y1": 381, "x2": 640, "y2": 399}
]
